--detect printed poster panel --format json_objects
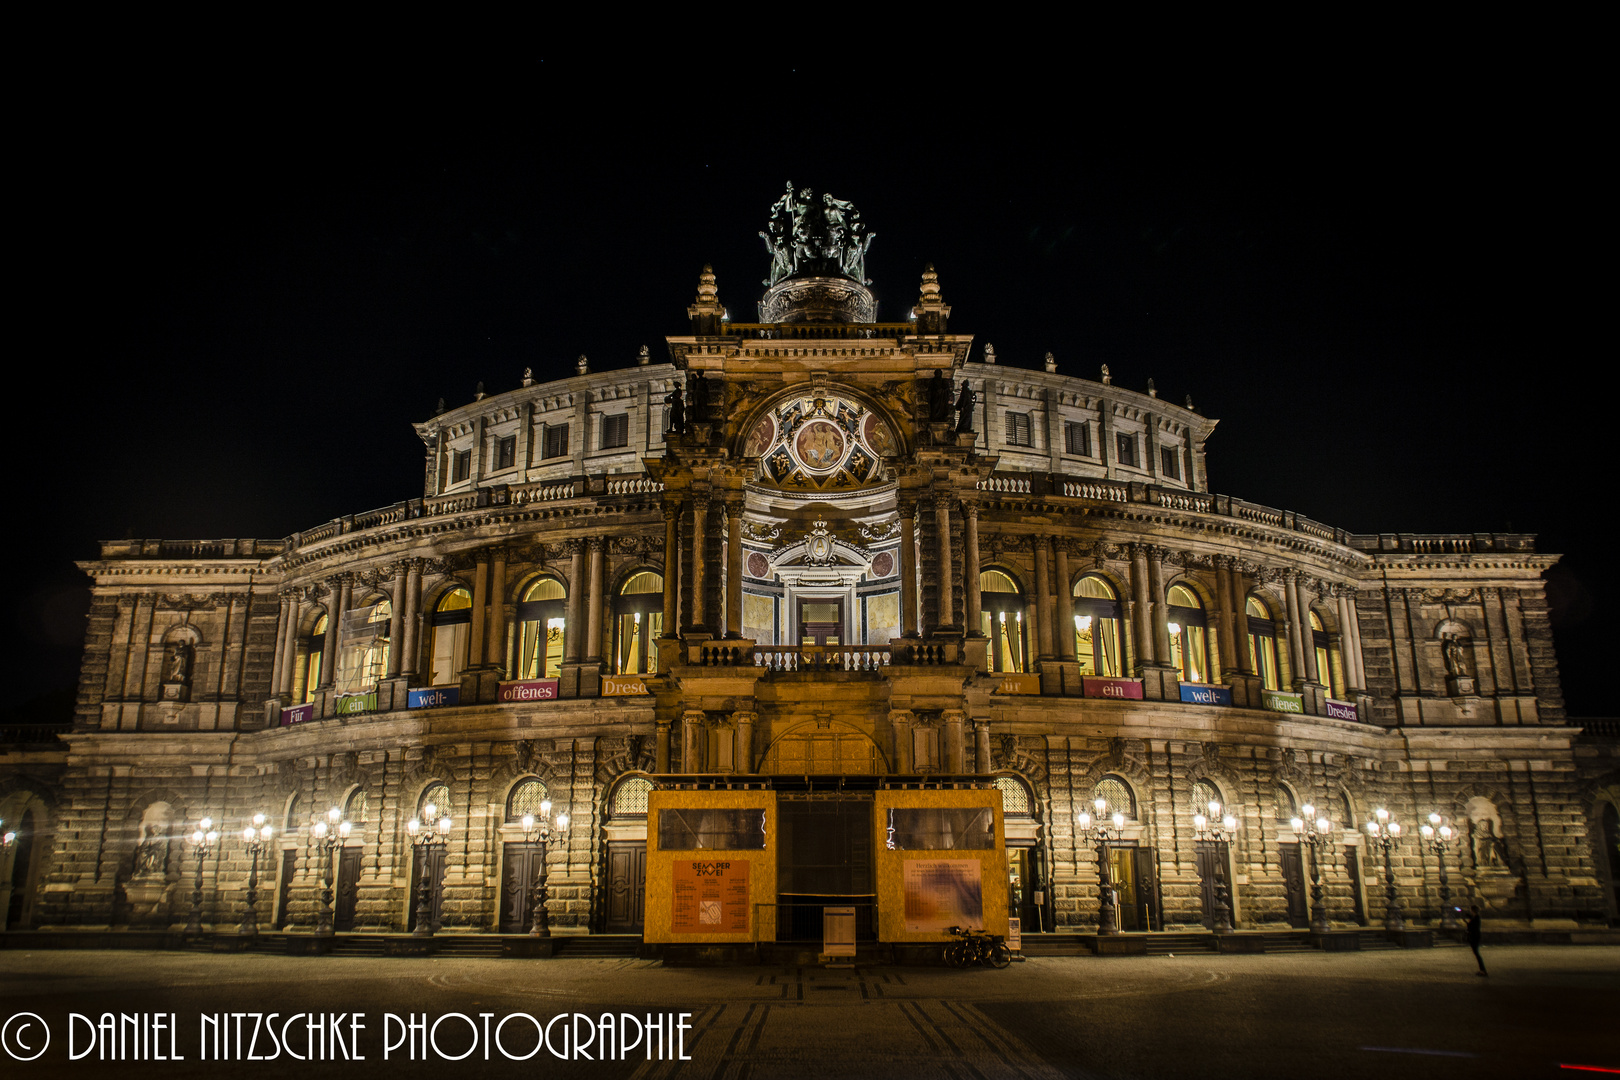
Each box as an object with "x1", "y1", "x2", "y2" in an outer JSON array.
[
  {"x1": 1008, "y1": 915, "x2": 1022, "y2": 952},
  {"x1": 823, "y1": 906, "x2": 857, "y2": 957},
  {"x1": 672, "y1": 859, "x2": 750, "y2": 934},
  {"x1": 903, "y1": 859, "x2": 984, "y2": 932}
]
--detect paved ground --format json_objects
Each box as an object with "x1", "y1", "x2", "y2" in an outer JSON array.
[{"x1": 1, "y1": 946, "x2": 1615, "y2": 1079}]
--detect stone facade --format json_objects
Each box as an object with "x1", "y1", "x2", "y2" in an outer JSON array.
[{"x1": 2, "y1": 210, "x2": 1617, "y2": 939}]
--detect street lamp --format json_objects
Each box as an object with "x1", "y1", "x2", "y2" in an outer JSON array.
[
  {"x1": 0, "y1": 819, "x2": 14, "y2": 850},
  {"x1": 406, "y1": 802, "x2": 452, "y2": 938},
  {"x1": 1365, "y1": 807, "x2": 1404, "y2": 931},
  {"x1": 1076, "y1": 796, "x2": 1128, "y2": 935},
  {"x1": 1192, "y1": 799, "x2": 1240, "y2": 933},
  {"x1": 1288, "y1": 803, "x2": 1336, "y2": 933},
  {"x1": 310, "y1": 807, "x2": 352, "y2": 936},
  {"x1": 1419, "y1": 812, "x2": 1461, "y2": 931},
  {"x1": 239, "y1": 813, "x2": 274, "y2": 936},
  {"x1": 520, "y1": 800, "x2": 570, "y2": 937},
  {"x1": 184, "y1": 817, "x2": 220, "y2": 937}
]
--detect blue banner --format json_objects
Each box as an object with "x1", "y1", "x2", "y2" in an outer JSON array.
[
  {"x1": 408, "y1": 686, "x2": 460, "y2": 709},
  {"x1": 1179, "y1": 683, "x2": 1232, "y2": 706}
]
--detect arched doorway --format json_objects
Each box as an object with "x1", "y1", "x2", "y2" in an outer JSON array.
[{"x1": 5, "y1": 809, "x2": 37, "y2": 929}]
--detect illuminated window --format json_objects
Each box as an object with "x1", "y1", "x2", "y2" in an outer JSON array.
[
  {"x1": 1192, "y1": 778, "x2": 1223, "y2": 816},
  {"x1": 429, "y1": 588, "x2": 472, "y2": 686},
  {"x1": 611, "y1": 777, "x2": 652, "y2": 817},
  {"x1": 1072, "y1": 575, "x2": 1123, "y2": 677},
  {"x1": 419, "y1": 783, "x2": 450, "y2": 818},
  {"x1": 1005, "y1": 412, "x2": 1033, "y2": 447},
  {"x1": 506, "y1": 778, "x2": 548, "y2": 822},
  {"x1": 451, "y1": 449, "x2": 471, "y2": 483},
  {"x1": 1166, "y1": 584, "x2": 1210, "y2": 684},
  {"x1": 1093, "y1": 775, "x2": 1136, "y2": 820},
  {"x1": 300, "y1": 614, "x2": 327, "y2": 703},
  {"x1": 495, "y1": 434, "x2": 516, "y2": 471},
  {"x1": 614, "y1": 572, "x2": 664, "y2": 674},
  {"x1": 1064, "y1": 421, "x2": 1091, "y2": 456},
  {"x1": 1246, "y1": 596, "x2": 1281, "y2": 691},
  {"x1": 601, "y1": 414, "x2": 629, "y2": 450},
  {"x1": 517, "y1": 577, "x2": 566, "y2": 680},
  {"x1": 1310, "y1": 610, "x2": 1338, "y2": 696},
  {"x1": 1116, "y1": 432, "x2": 1137, "y2": 467},
  {"x1": 543, "y1": 424, "x2": 569, "y2": 459},
  {"x1": 979, "y1": 570, "x2": 1026, "y2": 673},
  {"x1": 334, "y1": 600, "x2": 391, "y2": 694},
  {"x1": 994, "y1": 776, "x2": 1032, "y2": 816}
]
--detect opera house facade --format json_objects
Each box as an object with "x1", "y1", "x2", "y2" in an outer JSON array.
[{"x1": 2, "y1": 189, "x2": 1614, "y2": 949}]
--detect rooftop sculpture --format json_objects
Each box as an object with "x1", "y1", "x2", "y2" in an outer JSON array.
[{"x1": 760, "y1": 181, "x2": 875, "y2": 286}]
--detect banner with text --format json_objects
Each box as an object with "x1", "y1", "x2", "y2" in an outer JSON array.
[
  {"x1": 334, "y1": 691, "x2": 377, "y2": 715},
  {"x1": 408, "y1": 686, "x2": 460, "y2": 709},
  {"x1": 994, "y1": 673, "x2": 1041, "y2": 695},
  {"x1": 601, "y1": 675, "x2": 650, "y2": 696},
  {"x1": 672, "y1": 859, "x2": 750, "y2": 934},
  {"x1": 497, "y1": 679, "x2": 559, "y2": 702},
  {"x1": 1082, "y1": 676, "x2": 1144, "y2": 700},
  {"x1": 1179, "y1": 683, "x2": 1233, "y2": 707},
  {"x1": 1261, "y1": 689, "x2": 1304, "y2": 714},
  {"x1": 280, "y1": 703, "x2": 315, "y2": 726},
  {"x1": 1325, "y1": 698, "x2": 1359, "y2": 721}
]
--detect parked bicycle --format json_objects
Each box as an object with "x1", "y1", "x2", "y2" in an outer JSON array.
[{"x1": 942, "y1": 925, "x2": 1011, "y2": 969}]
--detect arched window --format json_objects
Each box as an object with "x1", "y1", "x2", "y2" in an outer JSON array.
[
  {"x1": 1167, "y1": 584, "x2": 1210, "y2": 684},
  {"x1": 1073, "y1": 575, "x2": 1123, "y2": 677},
  {"x1": 614, "y1": 572, "x2": 664, "y2": 674},
  {"x1": 611, "y1": 777, "x2": 652, "y2": 817},
  {"x1": 506, "y1": 778, "x2": 549, "y2": 822},
  {"x1": 518, "y1": 577, "x2": 566, "y2": 680},
  {"x1": 419, "y1": 783, "x2": 450, "y2": 819},
  {"x1": 429, "y1": 588, "x2": 473, "y2": 686},
  {"x1": 1245, "y1": 596, "x2": 1280, "y2": 691},
  {"x1": 345, "y1": 788, "x2": 369, "y2": 825},
  {"x1": 994, "y1": 776, "x2": 1033, "y2": 816},
  {"x1": 1310, "y1": 610, "x2": 1338, "y2": 697},
  {"x1": 979, "y1": 570, "x2": 1026, "y2": 673},
  {"x1": 1273, "y1": 784, "x2": 1297, "y2": 823},
  {"x1": 301, "y1": 614, "x2": 327, "y2": 703},
  {"x1": 335, "y1": 599, "x2": 391, "y2": 694},
  {"x1": 284, "y1": 792, "x2": 302, "y2": 833},
  {"x1": 1191, "y1": 778, "x2": 1224, "y2": 816},
  {"x1": 1093, "y1": 775, "x2": 1137, "y2": 820}
]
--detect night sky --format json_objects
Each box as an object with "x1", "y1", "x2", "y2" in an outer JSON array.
[{"x1": 10, "y1": 70, "x2": 1604, "y2": 722}]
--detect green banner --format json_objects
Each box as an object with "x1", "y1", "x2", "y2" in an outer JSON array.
[
  {"x1": 1261, "y1": 689, "x2": 1303, "y2": 713},
  {"x1": 335, "y1": 690, "x2": 377, "y2": 715}
]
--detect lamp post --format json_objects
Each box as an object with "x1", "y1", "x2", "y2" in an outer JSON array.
[
  {"x1": 0, "y1": 820, "x2": 14, "y2": 852},
  {"x1": 239, "y1": 813, "x2": 274, "y2": 936},
  {"x1": 1365, "y1": 807, "x2": 1404, "y2": 931},
  {"x1": 520, "y1": 800, "x2": 570, "y2": 937},
  {"x1": 1419, "y1": 812, "x2": 1461, "y2": 931},
  {"x1": 1077, "y1": 797, "x2": 1128, "y2": 936},
  {"x1": 184, "y1": 817, "x2": 220, "y2": 937},
  {"x1": 311, "y1": 807, "x2": 352, "y2": 937},
  {"x1": 1192, "y1": 799, "x2": 1239, "y2": 934},
  {"x1": 1288, "y1": 804, "x2": 1335, "y2": 933},
  {"x1": 406, "y1": 802, "x2": 452, "y2": 938}
]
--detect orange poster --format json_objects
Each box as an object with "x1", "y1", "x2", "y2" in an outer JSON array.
[{"x1": 672, "y1": 860, "x2": 751, "y2": 934}]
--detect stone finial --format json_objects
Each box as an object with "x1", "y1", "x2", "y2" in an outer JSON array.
[
  {"x1": 910, "y1": 263, "x2": 952, "y2": 329},
  {"x1": 1147, "y1": 378, "x2": 1158, "y2": 398},
  {"x1": 474, "y1": 381, "x2": 486, "y2": 401},
  {"x1": 638, "y1": 345, "x2": 650, "y2": 366},
  {"x1": 984, "y1": 343, "x2": 996, "y2": 365},
  {"x1": 1044, "y1": 351, "x2": 1057, "y2": 373},
  {"x1": 522, "y1": 367, "x2": 535, "y2": 387},
  {"x1": 434, "y1": 397, "x2": 446, "y2": 415},
  {"x1": 688, "y1": 264, "x2": 726, "y2": 332},
  {"x1": 576, "y1": 354, "x2": 589, "y2": 375},
  {"x1": 1101, "y1": 364, "x2": 1112, "y2": 385},
  {"x1": 696, "y1": 264, "x2": 719, "y2": 303},
  {"x1": 1185, "y1": 394, "x2": 1196, "y2": 411},
  {"x1": 918, "y1": 263, "x2": 941, "y2": 300}
]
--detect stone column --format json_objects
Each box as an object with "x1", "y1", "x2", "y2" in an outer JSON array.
[
  {"x1": 586, "y1": 537, "x2": 605, "y2": 664},
  {"x1": 281, "y1": 592, "x2": 307, "y2": 696},
  {"x1": 487, "y1": 547, "x2": 508, "y2": 669},
  {"x1": 934, "y1": 492, "x2": 954, "y2": 630},
  {"x1": 270, "y1": 594, "x2": 292, "y2": 696},
  {"x1": 1148, "y1": 548, "x2": 1171, "y2": 668},
  {"x1": 899, "y1": 501, "x2": 919, "y2": 638},
  {"x1": 469, "y1": 554, "x2": 489, "y2": 671},
  {"x1": 682, "y1": 709, "x2": 706, "y2": 773},
  {"x1": 387, "y1": 566, "x2": 407, "y2": 677},
  {"x1": 1230, "y1": 565, "x2": 1255, "y2": 674},
  {"x1": 655, "y1": 720, "x2": 671, "y2": 773},
  {"x1": 725, "y1": 497, "x2": 744, "y2": 639},
  {"x1": 963, "y1": 501, "x2": 983, "y2": 636},
  {"x1": 734, "y1": 711, "x2": 756, "y2": 774},
  {"x1": 889, "y1": 710, "x2": 915, "y2": 773},
  {"x1": 401, "y1": 561, "x2": 423, "y2": 677},
  {"x1": 1034, "y1": 537, "x2": 1055, "y2": 659},
  {"x1": 661, "y1": 504, "x2": 679, "y2": 638},
  {"x1": 1288, "y1": 572, "x2": 1318, "y2": 685},
  {"x1": 319, "y1": 578, "x2": 346, "y2": 689},
  {"x1": 974, "y1": 719, "x2": 993, "y2": 774},
  {"x1": 1055, "y1": 542, "x2": 1075, "y2": 662},
  {"x1": 942, "y1": 709, "x2": 966, "y2": 773},
  {"x1": 690, "y1": 496, "x2": 709, "y2": 634},
  {"x1": 1344, "y1": 587, "x2": 1367, "y2": 691},
  {"x1": 564, "y1": 541, "x2": 585, "y2": 664},
  {"x1": 1129, "y1": 545, "x2": 1153, "y2": 670}
]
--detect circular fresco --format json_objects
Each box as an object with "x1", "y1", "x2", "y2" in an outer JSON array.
[
  {"x1": 794, "y1": 419, "x2": 847, "y2": 473},
  {"x1": 870, "y1": 551, "x2": 894, "y2": 578},
  {"x1": 746, "y1": 552, "x2": 770, "y2": 579}
]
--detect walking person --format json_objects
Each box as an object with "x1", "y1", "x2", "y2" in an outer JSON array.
[{"x1": 1465, "y1": 904, "x2": 1487, "y2": 976}]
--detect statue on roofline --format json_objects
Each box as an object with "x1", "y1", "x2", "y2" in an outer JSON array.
[{"x1": 760, "y1": 182, "x2": 875, "y2": 287}]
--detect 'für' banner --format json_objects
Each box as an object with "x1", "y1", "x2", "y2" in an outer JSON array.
[
  {"x1": 498, "y1": 679, "x2": 559, "y2": 702},
  {"x1": 280, "y1": 703, "x2": 315, "y2": 726},
  {"x1": 993, "y1": 674, "x2": 1040, "y2": 695}
]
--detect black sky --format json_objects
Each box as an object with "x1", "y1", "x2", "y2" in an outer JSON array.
[{"x1": 9, "y1": 65, "x2": 1605, "y2": 720}]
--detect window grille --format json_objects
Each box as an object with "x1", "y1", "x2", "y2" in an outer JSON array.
[
  {"x1": 612, "y1": 777, "x2": 652, "y2": 816},
  {"x1": 1094, "y1": 775, "x2": 1136, "y2": 819},
  {"x1": 507, "y1": 778, "x2": 549, "y2": 822},
  {"x1": 1065, "y1": 421, "x2": 1090, "y2": 456},
  {"x1": 543, "y1": 424, "x2": 570, "y2": 459},
  {"x1": 601, "y1": 414, "x2": 629, "y2": 449},
  {"x1": 345, "y1": 788, "x2": 369, "y2": 824},
  {"x1": 1005, "y1": 411, "x2": 1033, "y2": 447},
  {"x1": 1191, "y1": 779, "x2": 1223, "y2": 815},
  {"x1": 1274, "y1": 785, "x2": 1297, "y2": 822},
  {"x1": 420, "y1": 783, "x2": 450, "y2": 817},
  {"x1": 994, "y1": 777, "x2": 1032, "y2": 815}
]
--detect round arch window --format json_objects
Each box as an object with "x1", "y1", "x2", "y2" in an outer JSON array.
[
  {"x1": 301, "y1": 614, "x2": 327, "y2": 703},
  {"x1": 994, "y1": 776, "x2": 1033, "y2": 817},
  {"x1": 429, "y1": 588, "x2": 472, "y2": 686},
  {"x1": 611, "y1": 777, "x2": 652, "y2": 817},
  {"x1": 1191, "y1": 778, "x2": 1224, "y2": 817},
  {"x1": 615, "y1": 573, "x2": 663, "y2": 675},
  {"x1": 1167, "y1": 584, "x2": 1210, "y2": 685},
  {"x1": 419, "y1": 783, "x2": 450, "y2": 819},
  {"x1": 1073, "y1": 575, "x2": 1123, "y2": 677},
  {"x1": 518, "y1": 577, "x2": 567, "y2": 679},
  {"x1": 345, "y1": 788, "x2": 370, "y2": 825},
  {"x1": 1093, "y1": 775, "x2": 1136, "y2": 820},
  {"x1": 1245, "y1": 596, "x2": 1280, "y2": 691},
  {"x1": 1310, "y1": 609, "x2": 1338, "y2": 697},
  {"x1": 507, "y1": 778, "x2": 550, "y2": 822},
  {"x1": 980, "y1": 570, "x2": 1026, "y2": 673}
]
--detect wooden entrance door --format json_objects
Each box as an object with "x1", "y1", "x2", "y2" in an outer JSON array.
[
  {"x1": 1345, "y1": 847, "x2": 1367, "y2": 925},
  {"x1": 501, "y1": 842, "x2": 543, "y2": 933},
  {"x1": 334, "y1": 847, "x2": 362, "y2": 930},
  {"x1": 274, "y1": 849, "x2": 296, "y2": 929},
  {"x1": 1195, "y1": 840, "x2": 1230, "y2": 930},
  {"x1": 407, "y1": 847, "x2": 446, "y2": 932},
  {"x1": 1279, "y1": 842, "x2": 1309, "y2": 928},
  {"x1": 605, "y1": 841, "x2": 647, "y2": 933}
]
